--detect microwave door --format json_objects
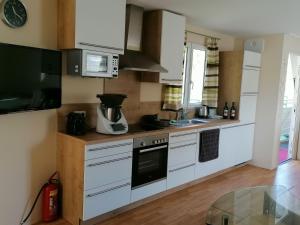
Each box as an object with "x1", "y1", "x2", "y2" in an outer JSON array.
[{"x1": 82, "y1": 51, "x2": 112, "y2": 77}]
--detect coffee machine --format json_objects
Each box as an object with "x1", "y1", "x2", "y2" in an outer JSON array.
[{"x1": 96, "y1": 94, "x2": 128, "y2": 135}]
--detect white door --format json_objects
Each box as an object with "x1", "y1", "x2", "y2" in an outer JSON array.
[
  {"x1": 160, "y1": 11, "x2": 186, "y2": 84},
  {"x1": 239, "y1": 95, "x2": 258, "y2": 124},
  {"x1": 75, "y1": 0, "x2": 126, "y2": 54}
]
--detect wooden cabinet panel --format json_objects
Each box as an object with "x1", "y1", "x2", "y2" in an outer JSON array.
[{"x1": 218, "y1": 51, "x2": 244, "y2": 115}]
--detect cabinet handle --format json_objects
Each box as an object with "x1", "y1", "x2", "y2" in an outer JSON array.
[
  {"x1": 87, "y1": 156, "x2": 132, "y2": 167},
  {"x1": 221, "y1": 123, "x2": 255, "y2": 129},
  {"x1": 170, "y1": 132, "x2": 197, "y2": 138},
  {"x1": 170, "y1": 142, "x2": 197, "y2": 150},
  {"x1": 161, "y1": 78, "x2": 182, "y2": 82},
  {"x1": 242, "y1": 92, "x2": 258, "y2": 95},
  {"x1": 88, "y1": 142, "x2": 132, "y2": 152},
  {"x1": 244, "y1": 65, "x2": 261, "y2": 69},
  {"x1": 169, "y1": 163, "x2": 196, "y2": 173},
  {"x1": 140, "y1": 145, "x2": 168, "y2": 153},
  {"x1": 86, "y1": 183, "x2": 131, "y2": 198},
  {"x1": 78, "y1": 42, "x2": 123, "y2": 51}
]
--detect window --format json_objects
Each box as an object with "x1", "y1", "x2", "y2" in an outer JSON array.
[{"x1": 182, "y1": 43, "x2": 207, "y2": 108}]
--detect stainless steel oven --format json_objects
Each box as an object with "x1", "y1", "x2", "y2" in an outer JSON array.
[{"x1": 132, "y1": 134, "x2": 168, "y2": 188}]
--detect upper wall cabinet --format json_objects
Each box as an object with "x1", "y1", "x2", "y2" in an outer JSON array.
[
  {"x1": 142, "y1": 10, "x2": 186, "y2": 85},
  {"x1": 58, "y1": 0, "x2": 126, "y2": 54},
  {"x1": 243, "y1": 50, "x2": 261, "y2": 69}
]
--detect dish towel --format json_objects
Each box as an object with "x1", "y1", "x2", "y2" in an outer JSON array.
[
  {"x1": 199, "y1": 129, "x2": 220, "y2": 162},
  {"x1": 202, "y1": 37, "x2": 219, "y2": 108},
  {"x1": 162, "y1": 85, "x2": 183, "y2": 111}
]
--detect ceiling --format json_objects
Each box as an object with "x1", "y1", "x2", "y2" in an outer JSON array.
[{"x1": 127, "y1": 0, "x2": 300, "y2": 38}]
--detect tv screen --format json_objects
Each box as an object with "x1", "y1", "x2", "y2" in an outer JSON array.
[{"x1": 0, "y1": 43, "x2": 62, "y2": 114}]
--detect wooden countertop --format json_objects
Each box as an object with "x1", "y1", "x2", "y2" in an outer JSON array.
[{"x1": 58, "y1": 119, "x2": 240, "y2": 145}]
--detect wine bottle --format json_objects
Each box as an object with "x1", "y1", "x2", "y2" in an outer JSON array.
[
  {"x1": 230, "y1": 102, "x2": 236, "y2": 120},
  {"x1": 223, "y1": 102, "x2": 229, "y2": 119}
]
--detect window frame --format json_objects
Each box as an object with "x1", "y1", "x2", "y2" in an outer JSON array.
[{"x1": 182, "y1": 43, "x2": 207, "y2": 109}]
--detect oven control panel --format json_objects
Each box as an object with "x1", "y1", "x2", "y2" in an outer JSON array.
[{"x1": 133, "y1": 134, "x2": 169, "y2": 148}]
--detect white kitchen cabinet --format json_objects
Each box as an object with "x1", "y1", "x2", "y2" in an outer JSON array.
[
  {"x1": 167, "y1": 131, "x2": 198, "y2": 189},
  {"x1": 195, "y1": 127, "x2": 224, "y2": 179},
  {"x1": 58, "y1": 0, "x2": 126, "y2": 54},
  {"x1": 142, "y1": 10, "x2": 186, "y2": 85},
  {"x1": 241, "y1": 69, "x2": 260, "y2": 94},
  {"x1": 131, "y1": 179, "x2": 167, "y2": 202},
  {"x1": 160, "y1": 11, "x2": 186, "y2": 84},
  {"x1": 169, "y1": 130, "x2": 198, "y2": 144},
  {"x1": 243, "y1": 50, "x2": 262, "y2": 69},
  {"x1": 168, "y1": 141, "x2": 198, "y2": 167},
  {"x1": 85, "y1": 139, "x2": 133, "y2": 160},
  {"x1": 83, "y1": 179, "x2": 131, "y2": 220},
  {"x1": 219, "y1": 124, "x2": 255, "y2": 168},
  {"x1": 167, "y1": 163, "x2": 195, "y2": 189},
  {"x1": 82, "y1": 139, "x2": 133, "y2": 220},
  {"x1": 239, "y1": 95, "x2": 258, "y2": 124},
  {"x1": 84, "y1": 152, "x2": 132, "y2": 190}
]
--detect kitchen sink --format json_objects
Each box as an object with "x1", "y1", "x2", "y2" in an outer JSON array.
[{"x1": 170, "y1": 118, "x2": 209, "y2": 127}]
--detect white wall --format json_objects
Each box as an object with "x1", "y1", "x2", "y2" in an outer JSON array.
[
  {"x1": 0, "y1": 1, "x2": 58, "y2": 224},
  {"x1": 252, "y1": 34, "x2": 285, "y2": 169},
  {"x1": 252, "y1": 34, "x2": 300, "y2": 169}
]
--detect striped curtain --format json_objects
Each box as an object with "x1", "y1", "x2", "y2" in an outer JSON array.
[
  {"x1": 162, "y1": 85, "x2": 183, "y2": 111},
  {"x1": 202, "y1": 37, "x2": 219, "y2": 108}
]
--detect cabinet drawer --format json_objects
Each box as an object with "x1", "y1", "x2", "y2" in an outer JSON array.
[
  {"x1": 168, "y1": 141, "x2": 197, "y2": 167},
  {"x1": 84, "y1": 152, "x2": 132, "y2": 190},
  {"x1": 85, "y1": 139, "x2": 133, "y2": 160},
  {"x1": 169, "y1": 130, "x2": 198, "y2": 144},
  {"x1": 83, "y1": 179, "x2": 131, "y2": 220},
  {"x1": 167, "y1": 163, "x2": 195, "y2": 189},
  {"x1": 241, "y1": 69, "x2": 260, "y2": 94}
]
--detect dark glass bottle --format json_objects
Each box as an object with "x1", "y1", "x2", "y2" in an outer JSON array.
[
  {"x1": 223, "y1": 102, "x2": 229, "y2": 119},
  {"x1": 230, "y1": 102, "x2": 236, "y2": 120}
]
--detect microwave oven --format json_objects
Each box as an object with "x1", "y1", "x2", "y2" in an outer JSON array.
[{"x1": 67, "y1": 49, "x2": 119, "y2": 78}]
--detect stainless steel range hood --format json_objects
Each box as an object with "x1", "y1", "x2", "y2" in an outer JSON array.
[{"x1": 119, "y1": 5, "x2": 167, "y2": 73}]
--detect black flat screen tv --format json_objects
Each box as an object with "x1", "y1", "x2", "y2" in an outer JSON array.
[{"x1": 0, "y1": 43, "x2": 62, "y2": 115}]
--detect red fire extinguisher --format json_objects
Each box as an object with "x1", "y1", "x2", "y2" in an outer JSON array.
[
  {"x1": 20, "y1": 172, "x2": 61, "y2": 225},
  {"x1": 42, "y1": 172, "x2": 60, "y2": 222}
]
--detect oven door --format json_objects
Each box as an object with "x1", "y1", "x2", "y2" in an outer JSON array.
[
  {"x1": 82, "y1": 50, "x2": 113, "y2": 77},
  {"x1": 132, "y1": 143, "x2": 168, "y2": 188}
]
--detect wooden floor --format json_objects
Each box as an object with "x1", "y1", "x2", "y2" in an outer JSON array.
[{"x1": 39, "y1": 161, "x2": 300, "y2": 225}]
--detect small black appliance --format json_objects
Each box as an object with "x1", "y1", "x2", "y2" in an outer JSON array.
[{"x1": 66, "y1": 111, "x2": 86, "y2": 136}]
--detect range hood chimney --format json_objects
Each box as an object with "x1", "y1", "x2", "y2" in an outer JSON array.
[{"x1": 119, "y1": 5, "x2": 167, "y2": 73}]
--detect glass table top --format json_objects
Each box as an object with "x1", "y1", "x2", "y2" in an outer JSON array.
[{"x1": 206, "y1": 186, "x2": 300, "y2": 225}]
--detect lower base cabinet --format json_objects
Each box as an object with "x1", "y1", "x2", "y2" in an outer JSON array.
[
  {"x1": 167, "y1": 163, "x2": 195, "y2": 189},
  {"x1": 131, "y1": 179, "x2": 167, "y2": 202},
  {"x1": 83, "y1": 179, "x2": 131, "y2": 220},
  {"x1": 219, "y1": 123, "x2": 255, "y2": 168}
]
